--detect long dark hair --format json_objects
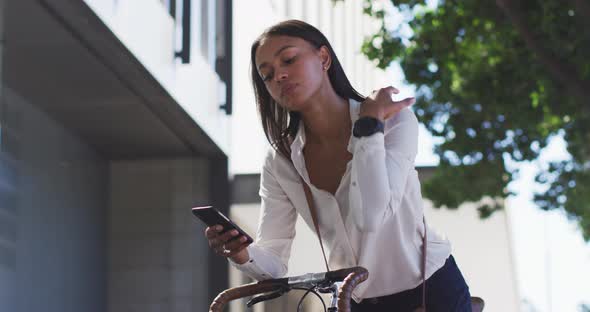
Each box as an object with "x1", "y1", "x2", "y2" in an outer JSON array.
[{"x1": 250, "y1": 19, "x2": 365, "y2": 161}]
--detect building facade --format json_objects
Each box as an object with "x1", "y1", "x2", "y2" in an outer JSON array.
[
  {"x1": 0, "y1": 0, "x2": 524, "y2": 311},
  {"x1": 0, "y1": 0, "x2": 232, "y2": 311}
]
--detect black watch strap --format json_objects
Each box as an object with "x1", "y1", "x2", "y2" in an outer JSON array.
[{"x1": 353, "y1": 117, "x2": 384, "y2": 138}]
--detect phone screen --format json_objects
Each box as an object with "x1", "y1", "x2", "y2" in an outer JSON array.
[{"x1": 191, "y1": 206, "x2": 254, "y2": 244}]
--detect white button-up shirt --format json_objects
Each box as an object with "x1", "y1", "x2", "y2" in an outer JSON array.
[{"x1": 232, "y1": 98, "x2": 451, "y2": 302}]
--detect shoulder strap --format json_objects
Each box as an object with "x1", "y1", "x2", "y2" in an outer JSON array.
[
  {"x1": 301, "y1": 178, "x2": 331, "y2": 272},
  {"x1": 285, "y1": 135, "x2": 331, "y2": 272}
]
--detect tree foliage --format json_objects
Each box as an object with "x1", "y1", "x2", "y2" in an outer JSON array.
[{"x1": 361, "y1": 0, "x2": 590, "y2": 240}]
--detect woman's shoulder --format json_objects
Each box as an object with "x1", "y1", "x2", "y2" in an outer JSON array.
[
  {"x1": 262, "y1": 147, "x2": 281, "y2": 174},
  {"x1": 263, "y1": 146, "x2": 289, "y2": 168},
  {"x1": 260, "y1": 146, "x2": 302, "y2": 191},
  {"x1": 262, "y1": 146, "x2": 298, "y2": 177}
]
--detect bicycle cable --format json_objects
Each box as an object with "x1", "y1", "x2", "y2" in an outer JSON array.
[{"x1": 294, "y1": 286, "x2": 327, "y2": 312}]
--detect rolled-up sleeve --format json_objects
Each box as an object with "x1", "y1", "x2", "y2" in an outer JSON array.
[
  {"x1": 230, "y1": 150, "x2": 298, "y2": 280},
  {"x1": 348, "y1": 108, "x2": 418, "y2": 231}
]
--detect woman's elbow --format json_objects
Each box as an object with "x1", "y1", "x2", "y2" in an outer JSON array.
[
  {"x1": 362, "y1": 201, "x2": 388, "y2": 231},
  {"x1": 362, "y1": 193, "x2": 396, "y2": 231}
]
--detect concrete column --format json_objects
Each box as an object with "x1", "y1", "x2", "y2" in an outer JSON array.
[
  {"x1": 0, "y1": 1, "x2": 17, "y2": 311},
  {"x1": 207, "y1": 156, "x2": 230, "y2": 306},
  {"x1": 108, "y1": 158, "x2": 214, "y2": 312}
]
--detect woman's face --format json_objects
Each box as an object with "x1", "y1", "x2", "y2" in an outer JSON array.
[{"x1": 255, "y1": 35, "x2": 329, "y2": 111}]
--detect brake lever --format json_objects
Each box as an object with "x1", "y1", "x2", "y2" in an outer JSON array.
[
  {"x1": 317, "y1": 283, "x2": 338, "y2": 294},
  {"x1": 246, "y1": 286, "x2": 290, "y2": 308}
]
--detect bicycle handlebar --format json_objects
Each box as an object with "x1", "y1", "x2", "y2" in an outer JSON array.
[{"x1": 209, "y1": 266, "x2": 369, "y2": 312}]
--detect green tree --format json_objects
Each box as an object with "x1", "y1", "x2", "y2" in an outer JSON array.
[{"x1": 361, "y1": 0, "x2": 590, "y2": 239}]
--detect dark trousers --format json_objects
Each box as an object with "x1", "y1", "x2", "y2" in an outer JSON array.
[{"x1": 351, "y1": 255, "x2": 472, "y2": 312}]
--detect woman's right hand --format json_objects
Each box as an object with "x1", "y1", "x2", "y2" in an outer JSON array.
[
  {"x1": 205, "y1": 225, "x2": 251, "y2": 264},
  {"x1": 360, "y1": 86, "x2": 415, "y2": 121}
]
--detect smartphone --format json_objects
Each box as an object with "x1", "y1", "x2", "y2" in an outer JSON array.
[{"x1": 191, "y1": 206, "x2": 254, "y2": 244}]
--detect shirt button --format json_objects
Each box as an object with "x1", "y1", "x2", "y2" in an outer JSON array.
[{"x1": 352, "y1": 181, "x2": 357, "y2": 186}]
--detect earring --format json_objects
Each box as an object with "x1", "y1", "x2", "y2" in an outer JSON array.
[{"x1": 323, "y1": 65, "x2": 328, "y2": 71}]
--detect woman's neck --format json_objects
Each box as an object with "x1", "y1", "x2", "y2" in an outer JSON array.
[{"x1": 299, "y1": 86, "x2": 351, "y2": 146}]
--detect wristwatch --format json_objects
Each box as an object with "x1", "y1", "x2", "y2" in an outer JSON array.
[{"x1": 353, "y1": 116, "x2": 384, "y2": 138}]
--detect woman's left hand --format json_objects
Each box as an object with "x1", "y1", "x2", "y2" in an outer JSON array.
[{"x1": 360, "y1": 86, "x2": 415, "y2": 121}]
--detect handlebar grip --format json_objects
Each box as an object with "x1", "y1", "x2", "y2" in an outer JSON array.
[
  {"x1": 337, "y1": 266, "x2": 369, "y2": 311},
  {"x1": 209, "y1": 281, "x2": 284, "y2": 312}
]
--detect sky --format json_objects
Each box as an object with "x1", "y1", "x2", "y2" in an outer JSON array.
[{"x1": 229, "y1": 1, "x2": 590, "y2": 310}]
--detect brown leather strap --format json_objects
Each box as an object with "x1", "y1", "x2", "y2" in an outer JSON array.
[
  {"x1": 301, "y1": 178, "x2": 331, "y2": 272},
  {"x1": 421, "y1": 216, "x2": 427, "y2": 310}
]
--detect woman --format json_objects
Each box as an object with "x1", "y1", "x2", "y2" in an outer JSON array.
[{"x1": 204, "y1": 20, "x2": 472, "y2": 311}]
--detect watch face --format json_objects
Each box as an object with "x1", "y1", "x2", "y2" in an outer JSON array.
[
  {"x1": 354, "y1": 117, "x2": 383, "y2": 137},
  {"x1": 365, "y1": 118, "x2": 378, "y2": 129}
]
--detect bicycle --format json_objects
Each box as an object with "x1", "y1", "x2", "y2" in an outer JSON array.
[{"x1": 209, "y1": 266, "x2": 369, "y2": 312}]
